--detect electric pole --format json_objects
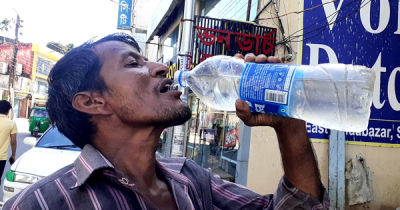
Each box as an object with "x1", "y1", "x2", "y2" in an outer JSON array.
[{"x1": 8, "y1": 10, "x2": 21, "y2": 119}]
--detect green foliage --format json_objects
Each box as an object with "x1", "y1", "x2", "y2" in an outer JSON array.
[
  {"x1": 46, "y1": 42, "x2": 75, "y2": 54},
  {"x1": 0, "y1": 18, "x2": 12, "y2": 32}
]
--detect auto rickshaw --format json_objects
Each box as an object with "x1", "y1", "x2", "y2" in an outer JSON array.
[{"x1": 29, "y1": 107, "x2": 50, "y2": 137}]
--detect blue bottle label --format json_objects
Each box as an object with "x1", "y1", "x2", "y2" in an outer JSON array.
[{"x1": 239, "y1": 62, "x2": 297, "y2": 117}]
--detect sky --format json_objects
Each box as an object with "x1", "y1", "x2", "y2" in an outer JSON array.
[{"x1": 0, "y1": 0, "x2": 132, "y2": 46}]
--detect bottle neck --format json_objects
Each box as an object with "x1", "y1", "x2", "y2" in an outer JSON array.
[{"x1": 174, "y1": 70, "x2": 189, "y2": 88}]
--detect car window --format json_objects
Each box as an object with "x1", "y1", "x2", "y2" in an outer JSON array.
[
  {"x1": 36, "y1": 127, "x2": 81, "y2": 151},
  {"x1": 31, "y1": 109, "x2": 49, "y2": 118}
]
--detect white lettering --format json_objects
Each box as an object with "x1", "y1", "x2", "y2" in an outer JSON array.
[
  {"x1": 306, "y1": 123, "x2": 311, "y2": 132},
  {"x1": 388, "y1": 67, "x2": 400, "y2": 111},
  {"x1": 312, "y1": 124, "x2": 318, "y2": 133},
  {"x1": 120, "y1": 1, "x2": 129, "y2": 12},
  {"x1": 306, "y1": 44, "x2": 338, "y2": 66},
  {"x1": 362, "y1": 129, "x2": 368, "y2": 137},
  {"x1": 397, "y1": 126, "x2": 400, "y2": 139},
  {"x1": 321, "y1": 0, "x2": 344, "y2": 30},
  {"x1": 318, "y1": 126, "x2": 325, "y2": 134},
  {"x1": 369, "y1": 128, "x2": 374, "y2": 136},
  {"x1": 395, "y1": 1, "x2": 400, "y2": 34},
  {"x1": 375, "y1": 128, "x2": 381, "y2": 137},
  {"x1": 360, "y1": 0, "x2": 390, "y2": 34},
  {"x1": 372, "y1": 53, "x2": 386, "y2": 109},
  {"x1": 120, "y1": 14, "x2": 128, "y2": 25}
]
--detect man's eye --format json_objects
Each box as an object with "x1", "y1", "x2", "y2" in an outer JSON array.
[{"x1": 125, "y1": 62, "x2": 140, "y2": 67}]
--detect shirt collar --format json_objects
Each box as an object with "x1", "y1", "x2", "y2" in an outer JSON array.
[
  {"x1": 73, "y1": 144, "x2": 187, "y2": 187},
  {"x1": 73, "y1": 144, "x2": 114, "y2": 187},
  {"x1": 0, "y1": 114, "x2": 7, "y2": 118}
]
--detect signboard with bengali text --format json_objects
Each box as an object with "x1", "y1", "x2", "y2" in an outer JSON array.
[
  {"x1": 117, "y1": 0, "x2": 132, "y2": 30},
  {"x1": 301, "y1": 0, "x2": 400, "y2": 146}
]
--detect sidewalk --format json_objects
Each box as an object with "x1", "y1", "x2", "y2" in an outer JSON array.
[{"x1": 12, "y1": 118, "x2": 29, "y2": 133}]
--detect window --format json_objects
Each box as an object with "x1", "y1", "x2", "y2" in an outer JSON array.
[
  {"x1": 163, "y1": 26, "x2": 179, "y2": 63},
  {"x1": 36, "y1": 57, "x2": 55, "y2": 76},
  {"x1": 37, "y1": 81, "x2": 48, "y2": 98},
  {"x1": 31, "y1": 109, "x2": 49, "y2": 118},
  {"x1": 36, "y1": 127, "x2": 81, "y2": 151},
  {"x1": 185, "y1": 96, "x2": 240, "y2": 181}
]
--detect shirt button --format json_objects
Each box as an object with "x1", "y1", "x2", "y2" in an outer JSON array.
[{"x1": 122, "y1": 177, "x2": 129, "y2": 185}]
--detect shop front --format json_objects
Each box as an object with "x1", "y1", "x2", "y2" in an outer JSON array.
[
  {"x1": 180, "y1": 16, "x2": 276, "y2": 181},
  {"x1": 148, "y1": 5, "x2": 277, "y2": 181},
  {"x1": 185, "y1": 95, "x2": 240, "y2": 181}
]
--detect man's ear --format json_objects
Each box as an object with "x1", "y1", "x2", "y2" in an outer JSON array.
[{"x1": 72, "y1": 91, "x2": 113, "y2": 115}]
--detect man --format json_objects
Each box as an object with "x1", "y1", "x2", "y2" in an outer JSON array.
[
  {"x1": 4, "y1": 33, "x2": 328, "y2": 209},
  {"x1": 0, "y1": 100, "x2": 17, "y2": 183}
]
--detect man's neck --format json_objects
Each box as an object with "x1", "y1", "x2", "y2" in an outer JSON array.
[{"x1": 92, "y1": 118, "x2": 164, "y2": 190}]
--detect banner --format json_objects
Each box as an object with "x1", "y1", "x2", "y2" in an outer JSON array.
[
  {"x1": 224, "y1": 128, "x2": 238, "y2": 150},
  {"x1": 117, "y1": 0, "x2": 132, "y2": 30},
  {"x1": 301, "y1": 0, "x2": 400, "y2": 146},
  {"x1": 203, "y1": 129, "x2": 215, "y2": 144}
]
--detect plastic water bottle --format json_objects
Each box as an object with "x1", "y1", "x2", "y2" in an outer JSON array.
[{"x1": 174, "y1": 55, "x2": 376, "y2": 132}]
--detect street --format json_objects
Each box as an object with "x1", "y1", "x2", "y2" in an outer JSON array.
[{"x1": 0, "y1": 118, "x2": 34, "y2": 201}]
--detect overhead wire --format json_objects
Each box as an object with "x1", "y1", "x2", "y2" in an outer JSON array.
[{"x1": 279, "y1": 0, "x2": 370, "y2": 44}]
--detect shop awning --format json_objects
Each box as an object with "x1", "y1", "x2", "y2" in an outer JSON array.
[{"x1": 146, "y1": 0, "x2": 180, "y2": 43}]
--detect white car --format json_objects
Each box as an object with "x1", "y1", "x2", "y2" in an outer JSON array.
[{"x1": 2, "y1": 127, "x2": 81, "y2": 202}]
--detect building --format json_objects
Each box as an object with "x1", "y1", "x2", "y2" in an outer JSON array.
[
  {"x1": 30, "y1": 44, "x2": 63, "y2": 107},
  {"x1": 0, "y1": 43, "x2": 34, "y2": 118},
  {"x1": 146, "y1": 0, "x2": 265, "y2": 185},
  {"x1": 146, "y1": 0, "x2": 400, "y2": 209},
  {"x1": 0, "y1": 43, "x2": 62, "y2": 118}
]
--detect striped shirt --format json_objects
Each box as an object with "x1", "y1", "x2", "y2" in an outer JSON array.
[{"x1": 3, "y1": 144, "x2": 329, "y2": 210}]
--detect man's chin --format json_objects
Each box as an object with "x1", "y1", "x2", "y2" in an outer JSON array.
[{"x1": 157, "y1": 104, "x2": 192, "y2": 127}]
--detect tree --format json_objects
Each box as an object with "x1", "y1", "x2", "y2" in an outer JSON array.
[
  {"x1": 0, "y1": 18, "x2": 12, "y2": 32},
  {"x1": 0, "y1": 18, "x2": 12, "y2": 44},
  {"x1": 46, "y1": 41, "x2": 75, "y2": 54}
]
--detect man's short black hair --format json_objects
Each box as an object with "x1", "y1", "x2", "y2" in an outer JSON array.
[
  {"x1": 47, "y1": 33, "x2": 141, "y2": 148},
  {"x1": 0, "y1": 100, "x2": 12, "y2": 115}
]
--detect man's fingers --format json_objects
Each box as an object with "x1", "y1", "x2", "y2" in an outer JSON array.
[
  {"x1": 244, "y1": 53, "x2": 256, "y2": 63},
  {"x1": 267, "y1": 56, "x2": 282, "y2": 63},
  {"x1": 235, "y1": 99, "x2": 255, "y2": 126},
  {"x1": 255, "y1": 54, "x2": 268, "y2": 63},
  {"x1": 234, "y1": 53, "x2": 244, "y2": 59}
]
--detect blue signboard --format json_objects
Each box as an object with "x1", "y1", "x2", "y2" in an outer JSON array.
[
  {"x1": 117, "y1": 0, "x2": 132, "y2": 29},
  {"x1": 301, "y1": 0, "x2": 400, "y2": 146}
]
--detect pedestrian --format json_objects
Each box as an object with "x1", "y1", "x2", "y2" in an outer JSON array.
[
  {"x1": 4, "y1": 33, "x2": 329, "y2": 209},
  {"x1": 0, "y1": 100, "x2": 17, "y2": 184}
]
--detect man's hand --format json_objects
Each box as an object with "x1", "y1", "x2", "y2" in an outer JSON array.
[
  {"x1": 9, "y1": 155, "x2": 15, "y2": 165},
  {"x1": 233, "y1": 53, "x2": 323, "y2": 202},
  {"x1": 233, "y1": 53, "x2": 303, "y2": 130}
]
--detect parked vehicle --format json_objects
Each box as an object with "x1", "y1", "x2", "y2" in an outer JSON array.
[
  {"x1": 2, "y1": 127, "x2": 81, "y2": 202},
  {"x1": 28, "y1": 107, "x2": 50, "y2": 137}
]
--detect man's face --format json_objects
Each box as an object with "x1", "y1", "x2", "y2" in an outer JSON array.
[{"x1": 95, "y1": 41, "x2": 191, "y2": 127}]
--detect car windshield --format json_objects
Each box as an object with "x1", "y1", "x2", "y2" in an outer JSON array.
[
  {"x1": 31, "y1": 109, "x2": 49, "y2": 118},
  {"x1": 36, "y1": 127, "x2": 81, "y2": 151}
]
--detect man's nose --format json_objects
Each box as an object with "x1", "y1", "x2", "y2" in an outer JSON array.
[{"x1": 147, "y1": 61, "x2": 169, "y2": 77}]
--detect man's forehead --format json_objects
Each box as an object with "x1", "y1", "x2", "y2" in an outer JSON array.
[{"x1": 94, "y1": 41, "x2": 139, "y2": 59}]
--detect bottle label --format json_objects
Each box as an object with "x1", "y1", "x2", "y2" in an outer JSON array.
[{"x1": 239, "y1": 62, "x2": 296, "y2": 117}]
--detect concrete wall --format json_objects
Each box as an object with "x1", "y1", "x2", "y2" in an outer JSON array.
[
  {"x1": 247, "y1": 128, "x2": 400, "y2": 209},
  {"x1": 246, "y1": 1, "x2": 400, "y2": 209}
]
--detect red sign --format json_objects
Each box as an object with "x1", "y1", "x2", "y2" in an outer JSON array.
[
  {"x1": 224, "y1": 128, "x2": 238, "y2": 149},
  {"x1": 195, "y1": 26, "x2": 276, "y2": 62}
]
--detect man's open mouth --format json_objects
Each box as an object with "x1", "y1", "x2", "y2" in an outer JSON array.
[{"x1": 160, "y1": 80, "x2": 173, "y2": 93}]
